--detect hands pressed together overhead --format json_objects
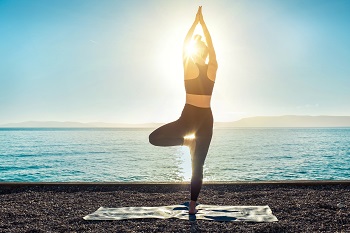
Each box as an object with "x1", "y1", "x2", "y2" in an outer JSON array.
[{"x1": 195, "y1": 6, "x2": 205, "y2": 25}]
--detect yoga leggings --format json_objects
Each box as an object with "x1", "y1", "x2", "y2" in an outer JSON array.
[{"x1": 149, "y1": 104, "x2": 213, "y2": 201}]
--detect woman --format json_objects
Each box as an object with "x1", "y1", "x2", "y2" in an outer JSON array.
[{"x1": 149, "y1": 6, "x2": 218, "y2": 215}]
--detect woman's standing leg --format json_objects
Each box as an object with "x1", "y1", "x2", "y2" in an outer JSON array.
[
  {"x1": 189, "y1": 109, "x2": 213, "y2": 214},
  {"x1": 190, "y1": 134, "x2": 212, "y2": 202}
]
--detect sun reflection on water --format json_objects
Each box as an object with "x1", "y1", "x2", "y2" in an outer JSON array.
[{"x1": 175, "y1": 146, "x2": 192, "y2": 181}]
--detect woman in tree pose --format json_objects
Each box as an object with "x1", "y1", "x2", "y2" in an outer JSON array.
[{"x1": 149, "y1": 6, "x2": 218, "y2": 215}]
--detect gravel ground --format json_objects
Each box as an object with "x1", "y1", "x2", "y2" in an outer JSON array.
[{"x1": 0, "y1": 183, "x2": 349, "y2": 233}]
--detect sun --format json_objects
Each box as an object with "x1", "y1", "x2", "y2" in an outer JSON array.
[{"x1": 185, "y1": 40, "x2": 199, "y2": 57}]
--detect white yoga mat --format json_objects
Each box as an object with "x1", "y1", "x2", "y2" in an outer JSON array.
[{"x1": 83, "y1": 203, "x2": 278, "y2": 222}]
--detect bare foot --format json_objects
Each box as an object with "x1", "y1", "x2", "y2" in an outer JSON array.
[{"x1": 189, "y1": 200, "x2": 198, "y2": 215}]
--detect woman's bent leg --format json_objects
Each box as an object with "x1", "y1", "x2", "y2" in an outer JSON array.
[{"x1": 149, "y1": 120, "x2": 189, "y2": 146}]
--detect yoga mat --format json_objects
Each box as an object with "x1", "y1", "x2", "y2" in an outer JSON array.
[{"x1": 84, "y1": 203, "x2": 278, "y2": 222}]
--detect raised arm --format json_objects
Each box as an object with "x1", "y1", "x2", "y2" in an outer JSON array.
[
  {"x1": 183, "y1": 7, "x2": 200, "y2": 60},
  {"x1": 199, "y1": 9, "x2": 218, "y2": 70}
]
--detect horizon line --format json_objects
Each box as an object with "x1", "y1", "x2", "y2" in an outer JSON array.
[
  {"x1": 1, "y1": 115, "x2": 350, "y2": 128},
  {"x1": 2, "y1": 114, "x2": 350, "y2": 126}
]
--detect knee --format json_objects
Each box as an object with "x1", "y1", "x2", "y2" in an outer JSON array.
[{"x1": 149, "y1": 131, "x2": 159, "y2": 146}]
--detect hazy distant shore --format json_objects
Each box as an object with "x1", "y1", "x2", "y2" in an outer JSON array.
[{"x1": 1, "y1": 115, "x2": 350, "y2": 128}]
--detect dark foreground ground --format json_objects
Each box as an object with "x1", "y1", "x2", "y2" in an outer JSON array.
[{"x1": 0, "y1": 181, "x2": 349, "y2": 233}]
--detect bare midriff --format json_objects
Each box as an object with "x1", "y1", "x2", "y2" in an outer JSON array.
[{"x1": 186, "y1": 93, "x2": 212, "y2": 108}]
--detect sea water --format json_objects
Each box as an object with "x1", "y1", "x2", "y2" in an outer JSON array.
[{"x1": 0, "y1": 128, "x2": 349, "y2": 182}]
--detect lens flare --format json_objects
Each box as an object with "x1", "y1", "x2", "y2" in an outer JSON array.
[{"x1": 184, "y1": 134, "x2": 196, "y2": 139}]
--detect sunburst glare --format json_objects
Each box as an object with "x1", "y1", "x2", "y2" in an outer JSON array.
[
  {"x1": 184, "y1": 134, "x2": 196, "y2": 140},
  {"x1": 185, "y1": 40, "x2": 199, "y2": 57}
]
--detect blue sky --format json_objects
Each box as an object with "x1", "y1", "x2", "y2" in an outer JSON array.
[{"x1": 0, "y1": 0, "x2": 349, "y2": 124}]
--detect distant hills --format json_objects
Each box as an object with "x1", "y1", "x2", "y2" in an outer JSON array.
[
  {"x1": 1, "y1": 116, "x2": 350, "y2": 128},
  {"x1": 0, "y1": 121, "x2": 160, "y2": 128},
  {"x1": 215, "y1": 116, "x2": 350, "y2": 128}
]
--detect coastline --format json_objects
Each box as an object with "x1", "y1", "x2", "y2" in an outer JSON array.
[{"x1": 1, "y1": 181, "x2": 349, "y2": 232}]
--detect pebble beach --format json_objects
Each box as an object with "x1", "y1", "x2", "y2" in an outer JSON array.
[{"x1": 0, "y1": 182, "x2": 349, "y2": 232}]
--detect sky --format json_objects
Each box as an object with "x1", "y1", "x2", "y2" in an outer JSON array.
[{"x1": 0, "y1": 0, "x2": 350, "y2": 124}]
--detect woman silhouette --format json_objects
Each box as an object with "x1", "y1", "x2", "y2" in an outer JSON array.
[{"x1": 149, "y1": 6, "x2": 218, "y2": 214}]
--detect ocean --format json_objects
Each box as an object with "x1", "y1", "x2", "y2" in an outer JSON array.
[{"x1": 0, "y1": 128, "x2": 349, "y2": 182}]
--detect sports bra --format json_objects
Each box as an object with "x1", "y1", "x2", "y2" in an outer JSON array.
[{"x1": 185, "y1": 63, "x2": 214, "y2": 95}]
